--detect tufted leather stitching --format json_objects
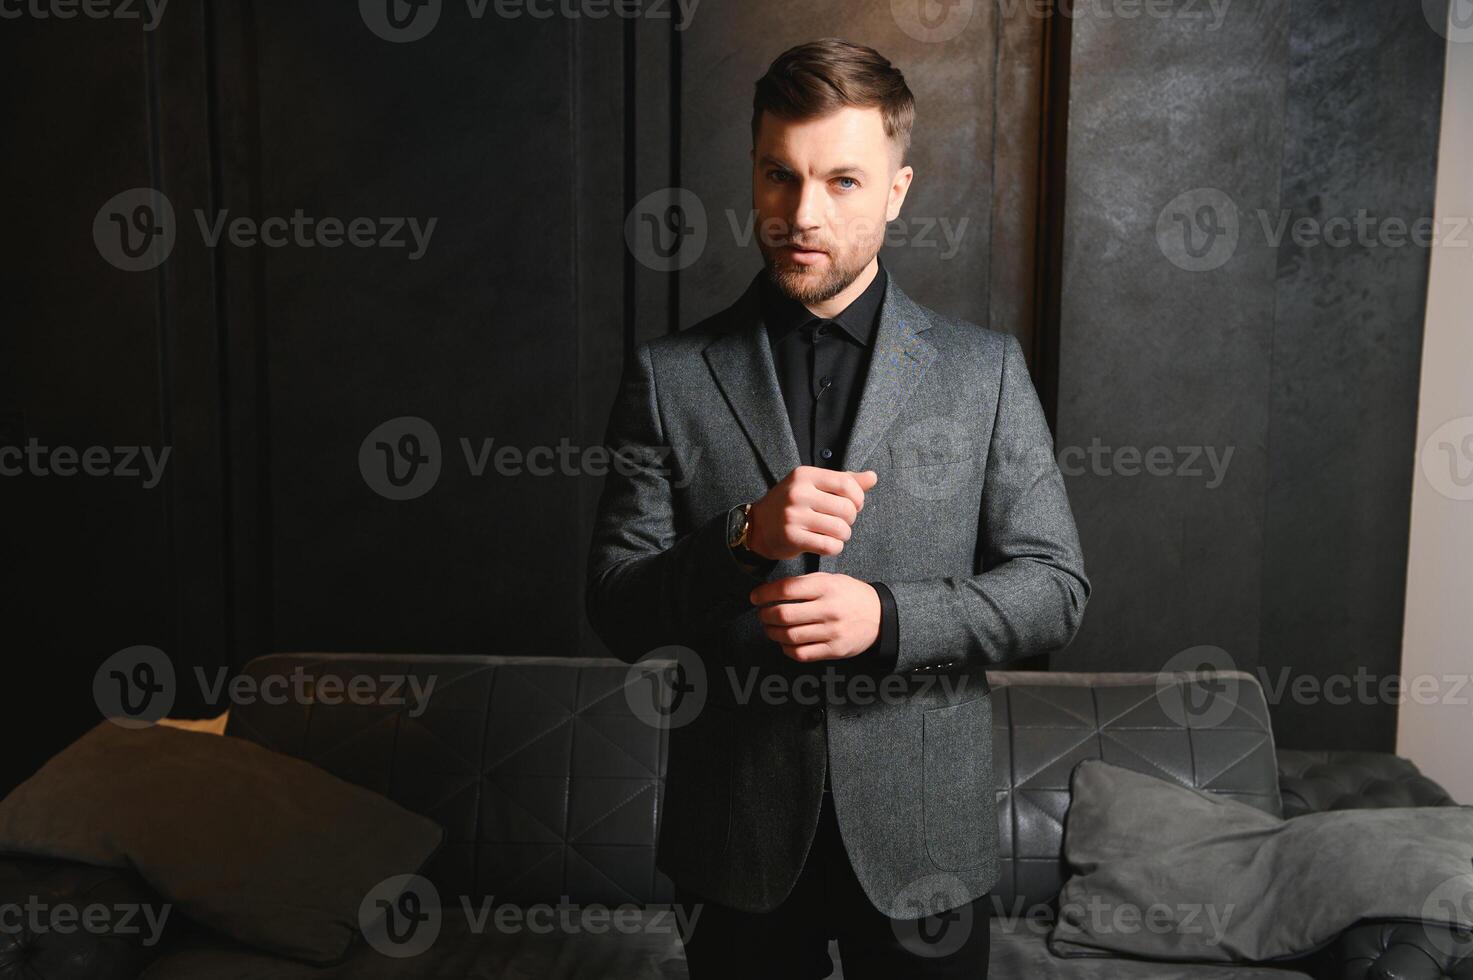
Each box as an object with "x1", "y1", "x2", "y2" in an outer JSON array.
[{"x1": 1277, "y1": 749, "x2": 1456, "y2": 818}]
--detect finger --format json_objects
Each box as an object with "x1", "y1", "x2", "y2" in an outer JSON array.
[
  {"x1": 789, "y1": 528, "x2": 845, "y2": 557},
  {"x1": 797, "y1": 511, "x2": 852, "y2": 542},
  {"x1": 805, "y1": 490, "x2": 859, "y2": 525},
  {"x1": 757, "y1": 599, "x2": 827, "y2": 627},
  {"x1": 763, "y1": 622, "x2": 831, "y2": 646},
  {"x1": 782, "y1": 642, "x2": 836, "y2": 663},
  {"x1": 749, "y1": 574, "x2": 828, "y2": 606},
  {"x1": 806, "y1": 469, "x2": 866, "y2": 511},
  {"x1": 844, "y1": 470, "x2": 877, "y2": 512}
]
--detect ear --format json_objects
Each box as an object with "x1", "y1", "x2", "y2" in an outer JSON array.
[{"x1": 886, "y1": 165, "x2": 915, "y2": 222}]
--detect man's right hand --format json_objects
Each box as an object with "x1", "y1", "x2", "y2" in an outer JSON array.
[{"x1": 745, "y1": 466, "x2": 879, "y2": 561}]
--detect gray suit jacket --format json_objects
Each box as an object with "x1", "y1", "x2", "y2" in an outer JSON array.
[{"x1": 585, "y1": 269, "x2": 1089, "y2": 919}]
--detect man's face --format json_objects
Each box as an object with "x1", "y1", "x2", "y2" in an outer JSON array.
[{"x1": 753, "y1": 105, "x2": 914, "y2": 305}]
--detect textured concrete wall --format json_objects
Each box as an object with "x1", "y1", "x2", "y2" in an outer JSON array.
[{"x1": 1056, "y1": 0, "x2": 1449, "y2": 750}]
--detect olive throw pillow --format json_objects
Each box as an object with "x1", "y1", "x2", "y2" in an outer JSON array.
[{"x1": 0, "y1": 721, "x2": 444, "y2": 965}]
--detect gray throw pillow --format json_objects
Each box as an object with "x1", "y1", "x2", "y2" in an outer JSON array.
[
  {"x1": 1050, "y1": 759, "x2": 1473, "y2": 963},
  {"x1": 0, "y1": 721, "x2": 444, "y2": 965}
]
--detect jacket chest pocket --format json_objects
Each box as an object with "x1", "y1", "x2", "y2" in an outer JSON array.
[
  {"x1": 921, "y1": 693, "x2": 996, "y2": 871},
  {"x1": 885, "y1": 418, "x2": 979, "y2": 504}
]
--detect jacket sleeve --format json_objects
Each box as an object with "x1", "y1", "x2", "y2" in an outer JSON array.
[
  {"x1": 887, "y1": 333, "x2": 1090, "y2": 674},
  {"x1": 585, "y1": 341, "x2": 774, "y2": 664}
]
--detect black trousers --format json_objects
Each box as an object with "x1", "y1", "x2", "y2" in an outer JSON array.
[{"x1": 674, "y1": 790, "x2": 991, "y2": 979}]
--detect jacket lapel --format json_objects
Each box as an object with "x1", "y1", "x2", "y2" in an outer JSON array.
[
  {"x1": 703, "y1": 274, "x2": 803, "y2": 485},
  {"x1": 702, "y1": 268, "x2": 937, "y2": 486},
  {"x1": 839, "y1": 277, "x2": 937, "y2": 473}
]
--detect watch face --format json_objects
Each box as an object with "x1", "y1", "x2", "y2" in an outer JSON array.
[{"x1": 727, "y1": 505, "x2": 744, "y2": 547}]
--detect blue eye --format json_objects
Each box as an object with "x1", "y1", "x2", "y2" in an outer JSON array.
[{"x1": 836, "y1": 177, "x2": 858, "y2": 190}]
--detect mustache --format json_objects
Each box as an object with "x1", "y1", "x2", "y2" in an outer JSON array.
[{"x1": 777, "y1": 240, "x2": 830, "y2": 252}]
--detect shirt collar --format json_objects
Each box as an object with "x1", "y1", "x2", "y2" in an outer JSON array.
[{"x1": 760, "y1": 258, "x2": 889, "y2": 347}]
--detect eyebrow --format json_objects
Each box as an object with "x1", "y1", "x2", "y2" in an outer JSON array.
[{"x1": 758, "y1": 155, "x2": 869, "y2": 180}]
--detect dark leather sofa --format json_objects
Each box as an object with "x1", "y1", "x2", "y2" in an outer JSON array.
[{"x1": 0, "y1": 653, "x2": 1463, "y2": 979}]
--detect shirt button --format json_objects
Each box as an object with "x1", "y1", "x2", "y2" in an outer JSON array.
[
  {"x1": 819, "y1": 375, "x2": 833, "y2": 387},
  {"x1": 807, "y1": 705, "x2": 826, "y2": 726},
  {"x1": 814, "y1": 323, "x2": 829, "y2": 338},
  {"x1": 820, "y1": 448, "x2": 833, "y2": 460}
]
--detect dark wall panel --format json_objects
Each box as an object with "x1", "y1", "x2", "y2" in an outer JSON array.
[
  {"x1": 1259, "y1": 0, "x2": 1446, "y2": 749},
  {"x1": 243, "y1": 7, "x2": 587, "y2": 655},
  {"x1": 1055, "y1": 0, "x2": 1291, "y2": 675},
  {"x1": 1, "y1": 13, "x2": 227, "y2": 789},
  {"x1": 1055, "y1": 0, "x2": 1446, "y2": 750}
]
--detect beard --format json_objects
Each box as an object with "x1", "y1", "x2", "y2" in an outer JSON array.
[{"x1": 758, "y1": 235, "x2": 878, "y2": 306}]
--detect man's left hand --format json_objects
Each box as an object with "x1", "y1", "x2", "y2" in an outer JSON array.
[{"x1": 749, "y1": 573, "x2": 881, "y2": 662}]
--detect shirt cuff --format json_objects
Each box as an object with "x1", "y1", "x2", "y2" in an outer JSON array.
[
  {"x1": 731, "y1": 550, "x2": 778, "y2": 578},
  {"x1": 863, "y1": 581, "x2": 899, "y2": 673}
]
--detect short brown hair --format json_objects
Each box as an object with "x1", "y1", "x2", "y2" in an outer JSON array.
[{"x1": 752, "y1": 38, "x2": 916, "y2": 163}]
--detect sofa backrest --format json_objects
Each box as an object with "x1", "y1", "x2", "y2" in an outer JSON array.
[
  {"x1": 986, "y1": 670, "x2": 1281, "y2": 913},
  {"x1": 226, "y1": 655, "x2": 1281, "y2": 914},
  {"x1": 226, "y1": 653, "x2": 671, "y2": 908}
]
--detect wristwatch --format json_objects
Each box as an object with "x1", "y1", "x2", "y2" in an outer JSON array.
[{"x1": 726, "y1": 502, "x2": 765, "y2": 567}]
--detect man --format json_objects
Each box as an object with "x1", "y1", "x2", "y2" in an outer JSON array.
[{"x1": 586, "y1": 38, "x2": 1089, "y2": 979}]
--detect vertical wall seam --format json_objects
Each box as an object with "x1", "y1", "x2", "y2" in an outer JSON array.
[
  {"x1": 668, "y1": 5, "x2": 682, "y2": 335},
  {"x1": 144, "y1": 27, "x2": 181, "y2": 666},
  {"x1": 623, "y1": 17, "x2": 637, "y2": 360},
  {"x1": 202, "y1": 0, "x2": 236, "y2": 677}
]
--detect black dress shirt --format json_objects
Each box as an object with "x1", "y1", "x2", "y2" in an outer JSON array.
[{"x1": 750, "y1": 259, "x2": 901, "y2": 790}]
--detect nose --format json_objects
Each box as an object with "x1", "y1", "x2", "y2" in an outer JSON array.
[{"x1": 790, "y1": 177, "x2": 826, "y2": 239}]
